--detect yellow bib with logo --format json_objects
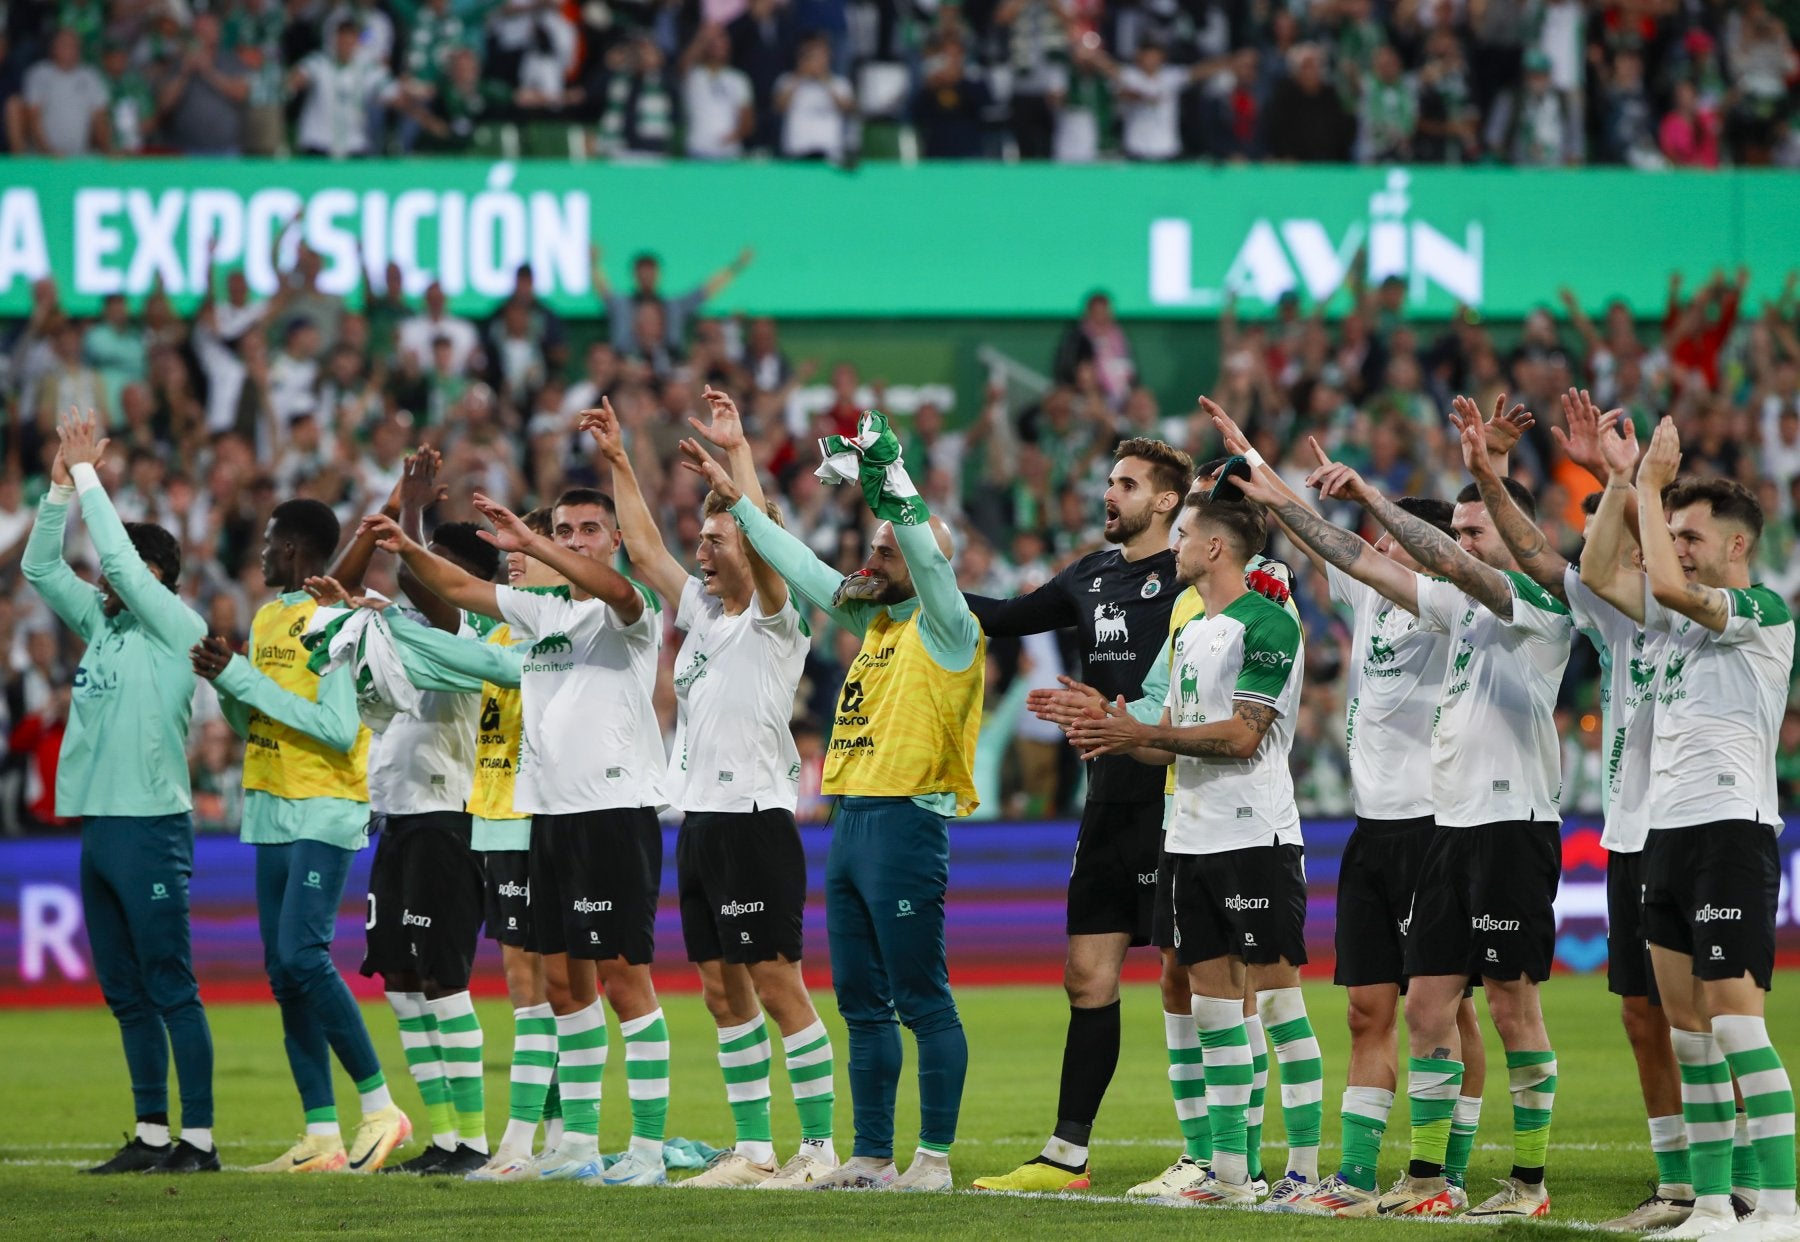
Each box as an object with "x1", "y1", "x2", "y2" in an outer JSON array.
[
  {"x1": 467, "y1": 623, "x2": 526, "y2": 822},
  {"x1": 822, "y1": 608, "x2": 986, "y2": 816},
  {"x1": 1164, "y1": 585, "x2": 1209, "y2": 796},
  {"x1": 241, "y1": 596, "x2": 370, "y2": 802}
]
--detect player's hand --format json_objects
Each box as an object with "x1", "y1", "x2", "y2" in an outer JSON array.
[
  {"x1": 1229, "y1": 465, "x2": 1282, "y2": 507},
  {"x1": 832, "y1": 569, "x2": 885, "y2": 607},
  {"x1": 49, "y1": 443, "x2": 71, "y2": 489},
  {"x1": 576, "y1": 397, "x2": 629, "y2": 464},
  {"x1": 1199, "y1": 395, "x2": 1251, "y2": 455},
  {"x1": 1549, "y1": 387, "x2": 1622, "y2": 482},
  {"x1": 397, "y1": 446, "x2": 447, "y2": 514},
  {"x1": 1246, "y1": 557, "x2": 1292, "y2": 605},
  {"x1": 358, "y1": 512, "x2": 410, "y2": 554},
  {"x1": 190, "y1": 635, "x2": 233, "y2": 681},
  {"x1": 1598, "y1": 415, "x2": 1641, "y2": 480},
  {"x1": 303, "y1": 575, "x2": 354, "y2": 608},
  {"x1": 1027, "y1": 674, "x2": 1106, "y2": 727},
  {"x1": 688, "y1": 385, "x2": 746, "y2": 452},
  {"x1": 1303, "y1": 438, "x2": 1372, "y2": 504},
  {"x1": 1066, "y1": 695, "x2": 1148, "y2": 760},
  {"x1": 1636, "y1": 417, "x2": 1682, "y2": 492},
  {"x1": 469, "y1": 492, "x2": 536, "y2": 553},
  {"x1": 676, "y1": 438, "x2": 742, "y2": 504},
  {"x1": 56, "y1": 406, "x2": 110, "y2": 471}
]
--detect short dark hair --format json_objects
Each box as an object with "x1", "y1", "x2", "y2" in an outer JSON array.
[
  {"x1": 125, "y1": 522, "x2": 181, "y2": 590},
  {"x1": 1455, "y1": 476, "x2": 1537, "y2": 521},
  {"x1": 1580, "y1": 490, "x2": 1603, "y2": 517},
  {"x1": 1184, "y1": 494, "x2": 1267, "y2": 559},
  {"x1": 1665, "y1": 477, "x2": 1764, "y2": 548},
  {"x1": 552, "y1": 488, "x2": 618, "y2": 524},
  {"x1": 1115, "y1": 437, "x2": 1194, "y2": 498},
  {"x1": 521, "y1": 507, "x2": 553, "y2": 536},
  {"x1": 1397, "y1": 496, "x2": 1456, "y2": 538},
  {"x1": 270, "y1": 498, "x2": 340, "y2": 562},
  {"x1": 430, "y1": 520, "x2": 500, "y2": 581}
]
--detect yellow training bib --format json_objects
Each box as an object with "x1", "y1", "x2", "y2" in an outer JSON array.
[
  {"x1": 467, "y1": 623, "x2": 526, "y2": 822},
  {"x1": 241, "y1": 596, "x2": 370, "y2": 803}
]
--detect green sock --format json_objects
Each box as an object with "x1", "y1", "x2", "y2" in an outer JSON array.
[
  {"x1": 1165, "y1": 1010, "x2": 1211, "y2": 1163},
  {"x1": 622, "y1": 1008, "x2": 671, "y2": 1142},
  {"x1": 1673, "y1": 1030, "x2": 1735, "y2": 1199},
  {"x1": 1338, "y1": 1087, "x2": 1393, "y2": 1192},
  {"x1": 555, "y1": 1002, "x2": 608, "y2": 1139},
  {"x1": 1716, "y1": 1015, "x2": 1796, "y2": 1199},
  {"x1": 1260, "y1": 990, "x2": 1323, "y2": 1182},
  {"x1": 304, "y1": 1105, "x2": 338, "y2": 1128},
  {"x1": 782, "y1": 1020, "x2": 836, "y2": 1143},
  {"x1": 719, "y1": 1015, "x2": 774, "y2": 1147},
  {"x1": 1445, "y1": 1095, "x2": 1482, "y2": 1187},
  {"x1": 508, "y1": 1004, "x2": 557, "y2": 1125},
  {"x1": 1193, "y1": 997, "x2": 1253, "y2": 1183},
  {"x1": 543, "y1": 1078, "x2": 562, "y2": 1120},
  {"x1": 1506, "y1": 1050, "x2": 1557, "y2": 1178},
  {"x1": 427, "y1": 992, "x2": 486, "y2": 1153},
  {"x1": 1246, "y1": 1012, "x2": 1268, "y2": 1181},
  {"x1": 389, "y1": 993, "x2": 455, "y2": 1147},
  {"x1": 1407, "y1": 1056, "x2": 1463, "y2": 1175},
  {"x1": 1734, "y1": 1113, "x2": 1762, "y2": 1193},
  {"x1": 1650, "y1": 1114, "x2": 1692, "y2": 1193}
]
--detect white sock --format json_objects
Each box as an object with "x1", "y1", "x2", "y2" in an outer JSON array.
[
  {"x1": 544, "y1": 1117, "x2": 565, "y2": 1150},
  {"x1": 499, "y1": 1118, "x2": 537, "y2": 1156},
  {"x1": 629, "y1": 1135, "x2": 664, "y2": 1159},
  {"x1": 359, "y1": 1081, "x2": 395, "y2": 1115},
  {"x1": 137, "y1": 1122, "x2": 170, "y2": 1147},
  {"x1": 1041, "y1": 1135, "x2": 1086, "y2": 1168},
  {"x1": 181, "y1": 1126, "x2": 214, "y2": 1153},
  {"x1": 913, "y1": 1146, "x2": 948, "y2": 1167},
  {"x1": 801, "y1": 1135, "x2": 838, "y2": 1165},
  {"x1": 305, "y1": 1120, "x2": 339, "y2": 1138},
  {"x1": 1648, "y1": 1113, "x2": 1693, "y2": 1200}
]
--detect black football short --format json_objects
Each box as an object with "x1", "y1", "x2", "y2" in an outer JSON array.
[
  {"x1": 526, "y1": 808, "x2": 662, "y2": 963},
  {"x1": 1334, "y1": 816, "x2": 1436, "y2": 989},
  {"x1": 360, "y1": 811, "x2": 484, "y2": 990},
  {"x1": 1643, "y1": 821, "x2": 1779, "y2": 992},
  {"x1": 1167, "y1": 842, "x2": 1308, "y2": 968},
  {"x1": 677, "y1": 807, "x2": 807, "y2": 965},
  {"x1": 1606, "y1": 848, "x2": 1660, "y2": 1004},
  {"x1": 1067, "y1": 799, "x2": 1164, "y2": 946},
  {"x1": 1404, "y1": 820, "x2": 1560, "y2": 984},
  {"x1": 482, "y1": 848, "x2": 533, "y2": 948}
]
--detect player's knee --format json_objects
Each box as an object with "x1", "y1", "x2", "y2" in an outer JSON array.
[
  {"x1": 900, "y1": 1002, "x2": 963, "y2": 1038},
  {"x1": 1346, "y1": 993, "x2": 1396, "y2": 1043},
  {"x1": 1064, "y1": 961, "x2": 1119, "y2": 1008},
  {"x1": 1619, "y1": 996, "x2": 1662, "y2": 1048}
]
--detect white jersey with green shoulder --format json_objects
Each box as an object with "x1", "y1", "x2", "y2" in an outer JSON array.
[
  {"x1": 1414, "y1": 572, "x2": 1573, "y2": 829},
  {"x1": 1326, "y1": 564, "x2": 1448, "y2": 822},
  {"x1": 1564, "y1": 567, "x2": 1663, "y2": 853},
  {"x1": 1643, "y1": 581, "x2": 1793, "y2": 831},
  {"x1": 1163, "y1": 590, "x2": 1304, "y2": 855}
]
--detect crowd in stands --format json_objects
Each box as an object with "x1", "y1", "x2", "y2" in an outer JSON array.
[
  {"x1": 0, "y1": 0, "x2": 1795, "y2": 165},
  {"x1": 1, "y1": 210, "x2": 1798, "y2": 830}
]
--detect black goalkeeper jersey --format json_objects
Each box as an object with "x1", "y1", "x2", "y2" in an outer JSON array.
[{"x1": 966, "y1": 547, "x2": 1178, "y2": 804}]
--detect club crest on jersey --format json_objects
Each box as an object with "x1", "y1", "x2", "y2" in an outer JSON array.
[
  {"x1": 1141, "y1": 572, "x2": 1162, "y2": 599},
  {"x1": 1094, "y1": 603, "x2": 1129, "y2": 644}
]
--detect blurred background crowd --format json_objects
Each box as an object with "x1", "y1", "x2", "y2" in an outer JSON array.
[
  {"x1": 2, "y1": 201, "x2": 1799, "y2": 833},
  {"x1": 0, "y1": 0, "x2": 1796, "y2": 166}
]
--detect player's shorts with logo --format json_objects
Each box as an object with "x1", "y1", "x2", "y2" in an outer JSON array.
[
  {"x1": 677, "y1": 806, "x2": 806, "y2": 965},
  {"x1": 361, "y1": 811, "x2": 485, "y2": 990},
  {"x1": 1068, "y1": 799, "x2": 1164, "y2": 946},
  {"x1": 527, "y1": 807, "x2": 661, "y2": 963},
  {"x1": 1643, "y1": 820, "x2": 1779, "y2": 991},
  {"x1": 1166, "y1": 842, "x2": 1308, "y2": 967},
  {"x1": 1606, "y1": 848, "x2": 1660, "y2": 1003},
  {"x1": 1405, "y1": 820, "x2": 1560, "y2": 983},
  {"x1": 481, "y1": 848, "x2": 532, "y2": 948},
  {"x1": 1334, "y1": 815, "x2": 1436, "y2": 988}
]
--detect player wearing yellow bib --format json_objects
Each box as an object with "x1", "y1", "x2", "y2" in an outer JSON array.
[
  {"x1": 190, "y1": 499, "x2": 410, "y2": 1174},
  {"x1": 681, "y1": 412, "x2": 981, "y2": 1193}
]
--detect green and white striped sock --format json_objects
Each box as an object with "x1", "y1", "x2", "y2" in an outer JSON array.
[
  {"x1": 1506, "y1": 1050, "x2": 1557, "y2": 1183},
  {"x1": 1407, "y1": 1056, "x2": 1463, "y2": 1177},
  {"x1": 1164, "y1": 1009, "x2": 1211, "y2": 1164},
  {"x1": 1259, "y1": 988, "x2": 1323, "y2": 1182},
  {"x1": 1715, "y1": 1015, "x2": 1796, "y2": 1214},
  {"x1": 388, "y1": 991, "x2": 456, "y2": 1150},
  {"x1": 782, "y1": 1019, "x2": 836, "y2": 1154},
  {"x1": 501, "y1": 1003, "x2": 557, "y2": 1155},
  {"x1": 542, "y1": 1074, "x2": 564, "y2": 1150},
  {"x1": 426, "y1": 992, "x2": 487, "y2": 1154},
  {"x1": 1193, "y1": 996, "x2": 1253, "y2": 1185},
  {"x1": 1734, "y1": 1111, "x2": 1763, "y2": 1204},
  {"x1": 1337, "y1": 1086, "x2": 1393, "y2": 1192},
  {"x1": 554, "y1": 1001, "x2": 607, "y2": 1150},
  {"x1": 1673, "y1": 1028, "x2": 1735, "y2": 1212},
  {"x1": 622, "y1": 1008, "x2": 671, "y2": 1144},
  {"x1": 1245, "y1": 1012, "x2": 1268, "y2": 1182},
  {"x1": 718, "y1": 1015, "x2": 774, "y2": 1164},
  {"x1": 1446, "y1": 1094, "x2": 1482, "y2": 1187},
  {"x1": 1649, "y1": 1112, "x2": 1694, "y2": 1199}
]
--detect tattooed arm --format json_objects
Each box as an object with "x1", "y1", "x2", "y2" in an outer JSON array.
[
  {"x1": 1361, "y1": 486, "x2": 1515, "y2": 620},
  {"x1": 1461, "y1": 411, "x2": 1568, "y2": 599},
  {"x1": 1065, "y1": 699, "x2": 1277, "y2": 763}
]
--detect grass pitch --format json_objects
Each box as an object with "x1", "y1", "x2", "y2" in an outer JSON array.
[{"x1": 4, "y1": 975, "x2": 1797, "y2": 1239}]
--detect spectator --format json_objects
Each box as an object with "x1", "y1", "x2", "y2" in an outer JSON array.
[
  {"x1": 100, "y1": 37, "x2": 155, "y2": 155},
  {"x1": 993, "y1": 0, "x2": 1068, "y2": 159},
  {"x1": 592, "y1": 242, "x2": 753, "y2": 354},
  {"x1": 84, "y1": 295, "x2": 146, "y2": 419},
  {"x1": 1052, "y1": 291, "x2": 1135, "y2": 410},
  {"x1": 1485, "y1": 49, "x2": 1576, "y2": 166},
  {"x1": 407, "y1": 46, "x2": 512, "y2": 155},
  {"x1": 10, "y1": 28, "x2": 111, "y2": 156},
  {"x1": 729, "y1": 0, "x2": 797, "y2": 153},
  {"x1": 11, "y1": 683, "x2": 72, "y2": 829},
  {"x1": 1659, "y1": 78, "x2": 1721, "y2": 169},
  {"x1": 1356, "y1": 42, "x2": 1417, "y2": 162},
  {"x1": 35, "y1": 318, "x2": 106, "y2": 429},
  {"x1": 288, "y1": 19, "x2": 405, "y2": 158},
  {"x1": 774, "y1": 34, "x2": 854, "y2": 161},
  {"x1": 681, "y1": 24, "x2": 755, "y2": 160},
  {"x1": 397, "y1": 281, "x2": 479, "y2": 375},
  {"x1": 1098, "y1": 37, "x2": 1211, "y2": 162},
  {"x1": 1600, "y1": 46, "x2": 1662, "y2": 168},
  {"x1": 1413, "y1": 27, "x2": 1479, "y2": 163},
  {"x1": 405, "y1": 0, "x2": 473, "y2": 82},
  {"x1": 1262, "y1": 43, "x2": 1354, "y2": 161},
  {"x1": 912, "y1": 38, "x2": 992, "y2": 159},
  {"x1": 1051, "y1": 36, "x2": 1112, "y2": 163},
  {"x1": 484, "y1": 265, "x2": 567, "y2": 375},
  {"x1": 596, "y1": 35, "x2": 678, "y2": 158},
  {"x1": 151, "y1": 12, "x2": 250, "y2": 156}
]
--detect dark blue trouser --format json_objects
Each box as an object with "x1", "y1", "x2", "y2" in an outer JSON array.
[
  {"x1": 254, "y1": 840, "x2": 383, "y2": 1115},
  {"x1": 826, "y1": 797, "x2": 968, "y2": 1158},
  {"x1": 81, "y1": 815, "x2": 215, "y2": 1127}
]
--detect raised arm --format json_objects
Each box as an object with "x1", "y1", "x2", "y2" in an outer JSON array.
[
  {"x1": 385, "y1": 607, "x2": 523, "y2": 691},
  {"x1": 683, "y1": 387, "x2": 787, "y2": 616},
  {"x1": 1206, "y1": 397, "x2": 1328, "y2": 580},
  {"x1": 1233, "y1": 450, "x2": 1421, "y2": 615},
  {"x1": 395, "y1": 450, "x2": 463, "y2": 633},
  {"x1": 580, "y1": 398, "x2": 688, "y2": 609},
  {"x1": 361, "y1": 513, "x2": 501, "y2": 620},
  {"x1": 470, "y1": 494, "x2": 644, "y2": 624},
  {"x1": 21, "y1": 447, "x2": 101, "y2": 640},
  {"x1": 1457, "y1": 399, "x2": 1568, "y2": 598},
  {"x1": 1578, "y1": 436, "x2": 1646, "y2": 624},
  {"x1": 1636, "y1": 417, "x2": 1730, "y2": 632},
  {"x1": 893, "y1": 516, "x2": 981, "y2": 669},
  {"x1": 964, "y1": 573, "x2": 1077, "y2": 638},
  {"x1": 703, "y1": 247, "x2": 753, "y2": 299}
]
